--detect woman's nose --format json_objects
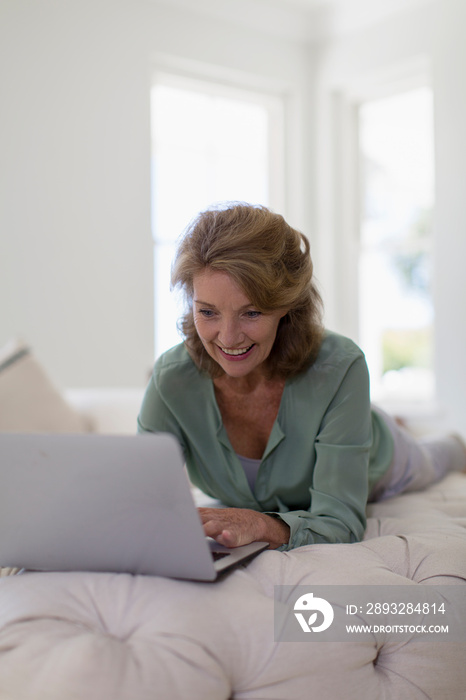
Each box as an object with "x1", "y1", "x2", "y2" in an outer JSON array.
[{"x1": 218, "y1": 318, "x2": 243, "y2": 347}]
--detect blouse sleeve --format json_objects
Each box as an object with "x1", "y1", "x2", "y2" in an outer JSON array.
[{"x1": 272, "y1": 354, "x2": 372, "y2": 550}]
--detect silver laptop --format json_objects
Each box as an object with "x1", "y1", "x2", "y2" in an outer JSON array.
[{"x1": 0, "y1": 433, "x2": 267, "y2": 580}]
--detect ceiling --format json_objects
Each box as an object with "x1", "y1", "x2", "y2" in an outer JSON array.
[
  {"x1": 154, "y1": 0, "x2": 434, "y2": 43},
  {"x1": 275, "y1": 0, "x2": 434, "y2": 40}
]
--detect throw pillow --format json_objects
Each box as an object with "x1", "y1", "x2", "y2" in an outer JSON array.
[{"x1": 0, "y1": 338, "x2": 89, "y2": 433}]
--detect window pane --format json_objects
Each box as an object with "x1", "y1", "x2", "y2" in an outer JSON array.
[
  {"x1": 358, "y1": 88, "x2": 435, "y2": 401},
  {"x1": 151, "y1": 80, "x2": 280, "y2": 357}
]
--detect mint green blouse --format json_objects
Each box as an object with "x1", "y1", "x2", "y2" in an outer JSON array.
[{"x1": 137, "y1": 331, "x2": 394, "y2": 550}]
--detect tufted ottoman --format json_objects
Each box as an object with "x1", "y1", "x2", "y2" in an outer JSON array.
[{"x1": 0, "y1": 473, "x2": 465, "y2": 700}]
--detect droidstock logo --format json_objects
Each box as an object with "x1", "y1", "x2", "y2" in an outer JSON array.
[{"x1": 294, "y1": 592, "x2": 335, "y2": 633}]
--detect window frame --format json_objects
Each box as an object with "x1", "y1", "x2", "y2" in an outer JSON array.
[{"x1": 317, "y1": 57, "x2": 438, "y2": 411}]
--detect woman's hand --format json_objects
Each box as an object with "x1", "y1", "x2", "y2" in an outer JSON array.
[{"x1": 198, "y1": 507, "x2": 290, "y2": 550}]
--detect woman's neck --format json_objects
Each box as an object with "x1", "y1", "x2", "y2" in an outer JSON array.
[{"x1": 213, "y1": 368, "x2": 276, "y2": 396}]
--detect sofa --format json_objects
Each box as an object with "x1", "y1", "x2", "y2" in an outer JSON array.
[{"x1": 1, "y1": 339, "x2": 465, "y2": 699}]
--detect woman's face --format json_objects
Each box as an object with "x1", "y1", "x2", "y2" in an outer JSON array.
[{"x1": 192, "y1": 269, "x2": 287, "y2": 380}]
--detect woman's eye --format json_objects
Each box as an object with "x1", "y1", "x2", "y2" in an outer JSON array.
[
  {"x1": 199, "y1": 309, "x2": 215, "y2": 318},
  {"x1": 245, "y1": 310, "x2": 261, "y2": 319}
]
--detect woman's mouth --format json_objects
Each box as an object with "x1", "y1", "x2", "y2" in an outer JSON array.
[{"x1": 218, "y1": 344, "x2": 255, "y2": 360}]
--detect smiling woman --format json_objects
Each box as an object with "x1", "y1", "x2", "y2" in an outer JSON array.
[
  {"x1": 171, "y1": 203, "x2": 324, "y2": 378},
  {"x1": 137, "y1": 203, "x2": 466, "y2": 552}
]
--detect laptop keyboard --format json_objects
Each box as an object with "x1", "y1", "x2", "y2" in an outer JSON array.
[{"x1": 211, "y1": 551, "x2": 230, "y2": 561}]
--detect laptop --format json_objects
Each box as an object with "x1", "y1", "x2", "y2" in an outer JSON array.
[{"x1": 0, "y1": 433, "x2": 268, "y2": 580}]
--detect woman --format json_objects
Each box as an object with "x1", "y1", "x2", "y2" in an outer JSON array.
[{"x1": 138, "y1": 203, "x2": 465, "y2": 551}]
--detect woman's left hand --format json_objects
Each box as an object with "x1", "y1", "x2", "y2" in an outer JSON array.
[{"x1": 198, "y1": 507, "x2": 290, "y2": 550}]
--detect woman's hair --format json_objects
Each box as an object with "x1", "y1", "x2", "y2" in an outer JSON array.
[{"x1": 171, "y1": 203, "x2": 324, "y2": 378}]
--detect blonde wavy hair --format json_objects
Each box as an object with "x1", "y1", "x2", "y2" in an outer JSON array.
[{"x1": 171, "y1": 203, "x2": 324, "y2": 378}]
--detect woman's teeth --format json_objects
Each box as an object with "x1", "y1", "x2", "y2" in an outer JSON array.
[{"x1": 220, "y1": 345, "x2": 253, "y2": 356}]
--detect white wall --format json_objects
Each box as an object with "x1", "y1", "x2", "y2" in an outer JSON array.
[
  {"x1": 314, "y1": 0, "x2": 466, "y2": 433},
  {"x1": 0, "y1": 0, "x2": 154, "y2": 388},
  {"x1": 0, "y1": 0, "x2": 311, "y2": 388},
  {"x1": 431, "y1": 0, "x2": 466, "y2": 434}
]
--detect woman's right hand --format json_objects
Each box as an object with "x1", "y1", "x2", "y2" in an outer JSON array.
[{"x1": 198, "y1": 507, "x2": 289, "y2": 549}]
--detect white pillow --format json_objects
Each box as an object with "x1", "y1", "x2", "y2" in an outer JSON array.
[{"x1": 0, "y1": 338, "x2": 89, "y2": 433}]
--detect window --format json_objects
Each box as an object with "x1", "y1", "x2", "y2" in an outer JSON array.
[
  {"x1": 358, "y1": 87, "x2": 435, "y2": 402},
  {"x1": 150, "y1": 74, "x2": 284, "y2": 357}
]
